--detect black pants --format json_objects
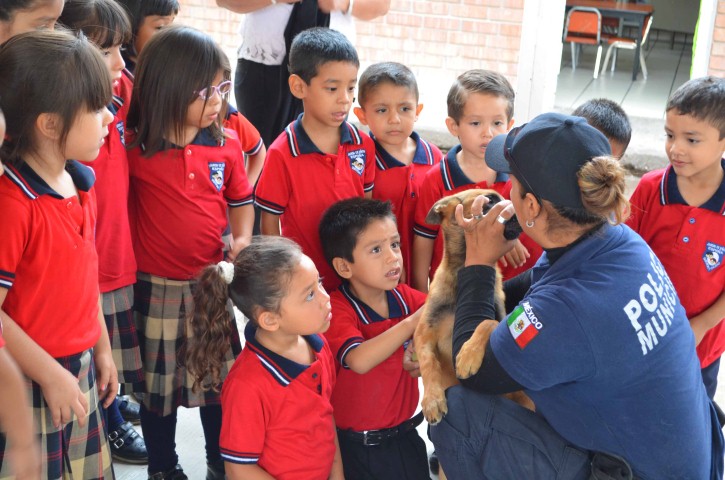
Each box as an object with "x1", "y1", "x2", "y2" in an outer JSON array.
[
  {"x1": 234, "y1": 58, "x2": 290, "y2": 149},
  {"x1": 140, "y1": 404, "x2": 222, "y2": 474},
  {"x1": 337, "y1": 428, "x2": 430, "y2": 480}
]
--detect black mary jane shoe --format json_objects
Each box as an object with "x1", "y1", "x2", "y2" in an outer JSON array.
[
  {"x1": 109, "y1": 421, "x2": 148, "y2": 464},
  {"x1": 148, "y1": 464, "x2": 188, "y2": 480},
  {"x1": 117, "y1": 395, "x2": 141, "y2": 425},
  {"x1": 206, "y1": 459, "x2": 226, "y2": 480}
]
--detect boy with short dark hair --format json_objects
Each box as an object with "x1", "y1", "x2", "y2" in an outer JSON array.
[
  {"x1": 255, "y1": 27, "x2": 375, "y2": 293},
  {"x1": 354, "y1": 61, "x2": 443, "y2": 286},
  {"x1": 627, "y1": 76, "x2": 725, "y2": 400},
  {"x1": 411, "y1": 69, "x2": 541, "y2": 292},
  {"x1": 572, "y1": 98, "x2": 632, "y2": 159},
  {"x1": 319, "y1": 197, "x2": 429, "y2": 480}
]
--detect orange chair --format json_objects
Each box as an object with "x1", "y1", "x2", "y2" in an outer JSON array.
[
  {"x1": 601, "y1": 15, "x2": 654, "y2": 79},
  {"x1": 563, "y1": 6, "x2": 604, "y2": 79}
]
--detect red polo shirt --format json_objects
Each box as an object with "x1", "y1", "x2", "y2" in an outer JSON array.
[
  {"x1": 224, "y1": 106, "x2": 264, "y2": 157},
  {"x1": 255, "y1": 116, "x2": 375, "y2": 292},
  {"x1": 371, "y1": 131, "x2": 442, "y2": 286},
  {"x1": 324, "y1": 283, "x2": 426, "y2": 431},
  {"x1": 220, "y1": 324, "x2": 337, "y2": 480},
  {"x1": 0, "y1": 161, "x2": 101, "y2": 357},
  {"x1": 80, "y1": 82, "x2": 137, "y2": 292},
  {"x1": 128, "y1": 128, "x2": 253, "y2": 280},
  {"x1": 627, "y1": 161, "x2": 725, "y2": 368}
]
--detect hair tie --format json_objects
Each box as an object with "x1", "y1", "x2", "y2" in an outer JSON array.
[{"x1": 217, "y1": 261, "x2": 235, "y2": 285}]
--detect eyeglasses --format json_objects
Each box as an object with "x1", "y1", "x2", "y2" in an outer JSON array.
[
  {"x1": 503, "y1": 125, "x2": 539, "y2": 199},
  {"x1": 194, "y1": 80, "x2": 232, "y2": 101}
]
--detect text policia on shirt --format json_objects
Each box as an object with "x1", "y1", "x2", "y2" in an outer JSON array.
[{"x1": 623, "y1": 250, "x2": 679, "y2": 355}]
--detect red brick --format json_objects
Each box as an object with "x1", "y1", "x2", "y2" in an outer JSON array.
[
  {"x1": 461, "y1": 20, "x2": 499, "y2": 34},
  {"x1": 499, "y1": 23, "x2": 522, "y2": 37},
  {"x1": 711, "y1": 41, "x2": 725, "y2": 57},
  {"x1": 413, "y1": 1, "x2": 449, "y2": 15},
  {"x1": 709, "y1": 55, "x2": 725, "y2": 72},
  {"x1": 449, "y1": 4, "x2": 488, "y2": 19},
  {"x1": 423, "y1": 16, "x2": 462, "y2": 30}
]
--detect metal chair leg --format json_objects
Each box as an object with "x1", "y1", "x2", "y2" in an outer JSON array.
[
  {"x1": 601, "y1": 44, "x2": 613, "y2": 74},
  {"x1": 593, "y1": 45, "x2": 602, "y2": 78}
]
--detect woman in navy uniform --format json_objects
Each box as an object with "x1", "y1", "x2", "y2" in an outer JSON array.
[{"x1": 430, "y1": 112, "x2": 724, "y2": 480}]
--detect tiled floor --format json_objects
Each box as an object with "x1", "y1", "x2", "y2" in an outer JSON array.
[{"x1": 555, "y1": 30, "x2": 693, "y2": 119}]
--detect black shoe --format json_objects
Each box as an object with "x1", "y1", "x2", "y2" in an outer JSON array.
[
  {"x1": 206, "y1": 459, "x2": 226, "y2": 480},
  {"x1": 148, "y1": 464, "x2": 188, "y2": 480},
  {"x1": 429, "y1": 451, "x2": 439, "y2": 475},
  {"x1": 118, "y1": 395, "x2": 141, "y2": 425},
  {"x1": 109, "y1": 421, "x2": 148, "y2": 464}
]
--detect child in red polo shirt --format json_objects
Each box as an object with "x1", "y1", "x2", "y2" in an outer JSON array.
[
  {"x1": 627, "y1": 76, "x2": 725, "y2": 400},
  {"x1": 126, "y1": 26, "x2": 255, "y2": 480},
  {"x1": 0, "y1": 30, "x2": 117, "y2": 479},
  {"x1": 411, "y1": 69, "x2": 541, "y2": 292},
  {"x1": 186, "y1": 236, "x2": 343, "y2": 480},
  {"x1": 353, "y1": 62, "x2": 443, "y2": 286},
  {"x1": 59, "y1": 0, "x2": 149, "y2": 464},
  {"x1": 319, "y1": 198, "x2": 429, "y2": 480},
  {"x1": 254, "y1": 27, "x2": 375, "y2": 293}
]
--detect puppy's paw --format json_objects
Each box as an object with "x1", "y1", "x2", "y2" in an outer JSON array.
[
  {"x1": 455, "y1": 339, "x2": 485, "y2": 379},
  {"x1": 421, "y1": 387, "x2": 448, "y2": 425}
]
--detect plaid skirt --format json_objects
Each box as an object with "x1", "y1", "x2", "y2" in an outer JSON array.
[
  {"x1": 134, "y1": 273, "x2": 241, "y2": 416},
  {"x1": 0, "y1": 349, "x2": 114, "y2": 480},
  {"x1": 102, "y1": 285, "x2": 143, "y2": 389}
]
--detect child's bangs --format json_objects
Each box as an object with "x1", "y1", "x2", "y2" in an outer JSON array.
[
  {"x1": 71, "y1": 35, "x2": 113, "y2": 111},
  {"x1": 88, "y1": 0, "x2": 132, "y2": 49},
  {"x1": 142, "y1": 0, "x2": 179, "y2": 18}
]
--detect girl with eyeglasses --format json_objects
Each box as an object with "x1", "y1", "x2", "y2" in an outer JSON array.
[{"x1": 126, "y1": 25, "x2": 255, "y2": 480}]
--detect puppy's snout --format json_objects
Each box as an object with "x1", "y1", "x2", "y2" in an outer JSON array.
[{"x1": 503, "y1": 215, "x2": 522, "y2": 241}]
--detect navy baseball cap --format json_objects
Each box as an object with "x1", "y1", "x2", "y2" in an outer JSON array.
[{"x1": 485, "y1": 112, "x2": 611, "y2": 210}]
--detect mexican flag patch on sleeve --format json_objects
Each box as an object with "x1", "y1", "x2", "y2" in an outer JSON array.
[{"x1": 507, "y1": 301, "x2": 543, "y2": 349}]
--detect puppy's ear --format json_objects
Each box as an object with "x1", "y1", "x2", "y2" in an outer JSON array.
[{"x1": 425, "y1": 198, "x2": 449, "y2": 225}]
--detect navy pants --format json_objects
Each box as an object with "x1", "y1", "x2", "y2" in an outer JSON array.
[{"x1": 430, "y1": 386, "x2": 591, "y2": 480}]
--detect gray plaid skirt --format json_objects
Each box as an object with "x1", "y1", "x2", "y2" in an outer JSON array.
[
  {"x1": 134, "y1": 273, "x2": 241, "y2": 416},
  {"x1": 0, "y1": 349, "x2": 114, "y2": 479},
  {"x1": 102, "y1": 285, "x2": 143, "y2": 390}
]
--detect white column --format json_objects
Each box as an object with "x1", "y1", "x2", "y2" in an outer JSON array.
[
  {"x1": 691, "y1": 0, "x2": 718, "y2": 78},
  {"x1": 514, "y1": 0, "x2": 567, "y2": 122}
]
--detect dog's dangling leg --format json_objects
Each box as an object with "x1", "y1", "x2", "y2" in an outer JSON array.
[
  {"x1": 455, "y1": 319, "x2": 498, "y2": 379},
  {"x1": 416, "y1": 321, "x2": 449, "y2": 425}
]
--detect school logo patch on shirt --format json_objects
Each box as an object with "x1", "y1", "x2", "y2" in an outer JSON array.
[
  {"x1": 208, "y1": 162, "x2": 225, "y2": 191},
  {"x1": 507, "y1": 301, "x2": 543, "y2": 349},
  {"x1": 347, "y1": 149, "x2": 366, "y2": 176},
  {"x1": 703, "y1": 242, "x2": 724, "y2": 272},
  {"x1": 116, "y1": 121, "x2": 125, "y2": 146}
]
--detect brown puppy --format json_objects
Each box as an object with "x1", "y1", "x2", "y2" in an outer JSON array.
[{"x1": 414, "y1": 188, "x2": 532, "y2": 425}]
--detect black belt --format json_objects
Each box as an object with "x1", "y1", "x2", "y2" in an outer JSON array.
[{"x1": 337, "y1": 412, "x2": 424, "y2": 446}]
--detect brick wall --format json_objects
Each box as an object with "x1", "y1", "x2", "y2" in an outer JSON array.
[
  {"x1": 709, "y1": 0, "x2": 725, "y2": 76},
  {"x1": 176, "y1": 0, "x2": 524, "y2": 78},
  {"x1": 175, "y1": 0, "x2": 525, "y2": 131}
]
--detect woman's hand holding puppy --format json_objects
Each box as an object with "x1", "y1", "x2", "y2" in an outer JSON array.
[{"x1": 454, "y1": 195, "x2": 517, "y2": 268}]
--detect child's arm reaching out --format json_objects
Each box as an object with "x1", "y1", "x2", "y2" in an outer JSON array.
[{"x1": 344, "y1": 308, "x2": 421, "y2": 374}]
